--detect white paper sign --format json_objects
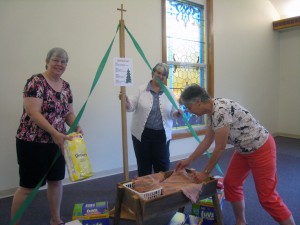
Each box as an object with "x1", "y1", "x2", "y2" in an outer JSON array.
[{"x1": 113, "y1": 57, "x2": 133, "y2": 86}]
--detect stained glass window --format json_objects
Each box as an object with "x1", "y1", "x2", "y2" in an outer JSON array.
[{"x1": 164, "y1": 0, "x2": 207, "y2": 129}]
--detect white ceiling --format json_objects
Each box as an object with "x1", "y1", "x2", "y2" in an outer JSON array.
[{"x1": 269, "y1": 0, "x2": 300, "y2": 18}]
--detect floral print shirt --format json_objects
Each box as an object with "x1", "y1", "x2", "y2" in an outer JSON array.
[
  {"x1": 207, "y1": 98, "x2": 269, "y2": 153},
  {"x1": 16, "y1": 74, "x2": 73, "y2": 143}
]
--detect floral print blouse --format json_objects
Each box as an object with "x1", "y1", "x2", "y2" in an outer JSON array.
[
  {"x1": 16, "y1": 74, "x2": 73, "y2": 143},
  {"x1": 207, "y1": 98, "x2": 269, "y2": 153}
]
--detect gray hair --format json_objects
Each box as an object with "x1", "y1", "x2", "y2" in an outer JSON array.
[
  {"x1": 152, "y1": 63, "x2": 169, "y2": 79},
  {"x1": 180, "y1": 84, "x2": 211, "y2": 105},
  {"x1": 45, "y1": 47, "x2": 68, "y2": 69}
]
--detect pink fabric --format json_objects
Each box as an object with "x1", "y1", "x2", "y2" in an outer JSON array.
[
  {"x1": 181, "y1": 183, "x2": 203, "y2": 203},
  {"x1": 224, "y1": 135, "x2": 292, "y2": 222},
  {"x1": 162, "y1": 169, "x2": 203, "y2": 202}
]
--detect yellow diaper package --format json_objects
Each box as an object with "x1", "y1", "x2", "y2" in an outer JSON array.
[{"x1": 64, "y1": 132, "x2": 94, "y2": 182}]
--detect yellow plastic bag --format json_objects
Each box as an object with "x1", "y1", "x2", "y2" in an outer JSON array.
[{"x1": 64, "y1": 132, "x2": 94, "y2": 182}]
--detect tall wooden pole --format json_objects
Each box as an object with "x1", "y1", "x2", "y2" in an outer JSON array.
[{"x1": 117, "y1": 4, "x2": 129, "y2": 181}]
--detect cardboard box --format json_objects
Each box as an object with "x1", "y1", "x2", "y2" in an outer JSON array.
[
  {"x1": 191, "y1": 189, "x2": 224, "y2": 222},
  {"x1": 79, "y1": 218, "x2": 110, "y2": 225},
  {"x1": 198, "y1": 188, "x2": 224, "y2": 207},
  {"x1": 66, "y1": 219, "x2": 110, "y2": 225},
  {"x1": 72, "y1": 201, "x2": 109, "y2": 221}
]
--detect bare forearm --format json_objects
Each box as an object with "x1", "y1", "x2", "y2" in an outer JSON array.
[
  {"x1": 66, "y1": 112, "x2": 76, "y2": 127},
  {"x1": 29, "y1": 111, "x2": 59, "y2": 136},
  {"x1": 188, "y1": 135, "x2": 214, "y2": 162},
  {"x1": 202, "y1": 148, "x2": 224, "y2": 174},
  {"x1": 175, "y1": 134, "x2": 214, "y2": 172},
  {"x1": 66, "y1": 112, "x2": 82, "y2": 132},
  {"x1": 202, "y1": 126, "x2": 229, "y2": 173}
]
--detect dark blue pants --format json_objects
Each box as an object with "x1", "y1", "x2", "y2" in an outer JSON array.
[{"x1": 132, "y1": 128, "x2": 170, "y2": 177}]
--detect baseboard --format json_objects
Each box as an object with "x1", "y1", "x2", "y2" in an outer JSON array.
[
  {"x1": 0, "y1": 155, "x2": 190, "y2": 199},
  {"x1": 272, "y1": 132, "x2": 300, "y2": 139},
  {"x1": 0, "y1": 188, "x2": 18, "y2": 199},
  {"x1": 61, "y1": 165, "x2": 138, "y2": 187},
  {"x1": 0, "y1": 167, "x2": 135, "y2": 199},
  {"x1": 61, "y1": 154, "x2": 193, "y2": 187},
  {"x1": 0, "y1": 147, "x2": 220, "y2": 199}
]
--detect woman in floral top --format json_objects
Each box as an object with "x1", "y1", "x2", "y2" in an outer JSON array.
[
  {"x1": 11, "y1": 48, "x2": 82, "y2": 225},
  {"x1": 175, "y1": 84, "x2": 295, "y2": 225}
]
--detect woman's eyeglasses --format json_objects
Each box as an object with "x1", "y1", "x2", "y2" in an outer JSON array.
[{"x1": 51, "y1": 58, "x2": 68, "y2": 66}]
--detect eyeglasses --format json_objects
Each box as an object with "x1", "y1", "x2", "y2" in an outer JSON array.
[
  {"x1": 51, "y1": 58, "x2": 68, "y2": 66},
  {"x1": 184, "y1": 101, "x2": 199, "y2": 112}
]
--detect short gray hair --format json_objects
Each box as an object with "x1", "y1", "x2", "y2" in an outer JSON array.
[
  {"x1": 152, "y1": 63, "x2": 169, "y2": 79},
  {"x1": 45, "y1": 47, "x2": 68, "y2": 69},
  {"x1": 180, "y1": 84, "x2": 211, "y2": 105}
]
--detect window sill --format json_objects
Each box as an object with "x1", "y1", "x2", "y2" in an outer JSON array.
[{"x1": 172, "y1": 128, "x2": 206, "y2": 140}]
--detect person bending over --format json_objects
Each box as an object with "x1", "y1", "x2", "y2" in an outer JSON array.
[{"x1": 175, "y1": 84, "x2": 295, "y2": 225}]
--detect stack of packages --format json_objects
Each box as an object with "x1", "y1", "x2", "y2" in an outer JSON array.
[
  {"x1": 64, "y1": 132, "x2": 94, "y2": 182},
  {"x1": 71, "y1": 201, "x2": 110, "y2": 225},
  {"x1": 190, "y1": 176, "x2": 225, "y2": 225}
]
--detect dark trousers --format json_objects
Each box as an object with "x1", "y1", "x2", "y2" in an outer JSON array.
[{"x1": 132, "y1": 128, "x2": 170, "y2": 177}]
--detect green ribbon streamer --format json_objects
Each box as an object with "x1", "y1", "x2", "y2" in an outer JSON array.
[
  {"x1": 10, "y1": 152, "x2": 60, "y2": 225},
  {"x1": 125, "y1": 25, "x2": 223, "y2": 175},
  {"x1": 10, "y1": 25, "x2": 120, "y2": 225},
  {"x1": 124, "y1": 26, "x2": 152, "y2": 71},
  {"x1": 68, "y1": 24, "x2": 120, "y2": 134}
]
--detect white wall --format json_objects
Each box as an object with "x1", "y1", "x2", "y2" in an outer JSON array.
[
  {"x1": 214, "y1": 0, "x2": 280, "y2": 133},
  {"x1": 0, "y1": 0, "x2": 201, "y2": 196},
  {"x1": 278, "y1": 29, "x2": 300, "y2": 136},
  {"x1": 0, "y1": 0, "x2": 298, "y2": 196}
]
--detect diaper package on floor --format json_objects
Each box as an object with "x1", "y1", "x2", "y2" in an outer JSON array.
[{"x1": 64, "y1": 132, "x2": 94, "y2": 182}]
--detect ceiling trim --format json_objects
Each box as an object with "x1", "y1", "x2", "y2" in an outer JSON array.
[{"x1": 273, "y1": 15, "x2": 300, "y2": 31}]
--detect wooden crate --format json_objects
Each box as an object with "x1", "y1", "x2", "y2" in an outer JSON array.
[{"x1": 111, "y1": 171, "x2": 224, "y2": 225}]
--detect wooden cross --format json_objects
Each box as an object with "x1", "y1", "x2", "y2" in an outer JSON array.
[
  {"x1": 117, "y1": 4, "x2": 128, "y2": 181},
  {"x1": 117, "y1": 4, "x2": 126, "y2": 20}
]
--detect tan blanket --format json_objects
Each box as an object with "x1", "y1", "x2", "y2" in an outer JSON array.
[{"x1": 132, "y1": 169, "x2": 203, "y2": 203}]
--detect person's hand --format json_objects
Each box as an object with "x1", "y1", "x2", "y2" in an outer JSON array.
[
  {"x1": 175, "y1": 158, "x2": 191, "y2": 171},
  {"x1": 173, "y1": 109, "x2": 183, "y2": 118},
  {"x1": 118, "y1": 92, "x2": 128, "y2": 101},
  {"x1": 194, "y1": 171, "x2": 210, "y2": 183},
  {"x1": 119, "y1": 93, "x2": 130, "y2": 109},
  {"x1": 75, "y1": 125, "x2": 84, "y2": 135},
  {"x1": 51, "y1": 131, "x2": 72, "y2": 153}
]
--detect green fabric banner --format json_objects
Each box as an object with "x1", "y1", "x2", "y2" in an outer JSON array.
[{"x1": 68, "y1": 24, "x2": 120, "y2": 134}]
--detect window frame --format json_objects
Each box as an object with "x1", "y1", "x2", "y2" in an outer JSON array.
[{"x1": 161, "y1": 0, "x2": 214, "y2": 140}]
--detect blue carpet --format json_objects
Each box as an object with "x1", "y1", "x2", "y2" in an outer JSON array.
[{"x1": 0, "y1": 136, "x2": 299, "y2": 225}]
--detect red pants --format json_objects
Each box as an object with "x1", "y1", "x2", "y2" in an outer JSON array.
[{"x1": 223, "y1": 135, "x2": 292, "y2": 222}]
